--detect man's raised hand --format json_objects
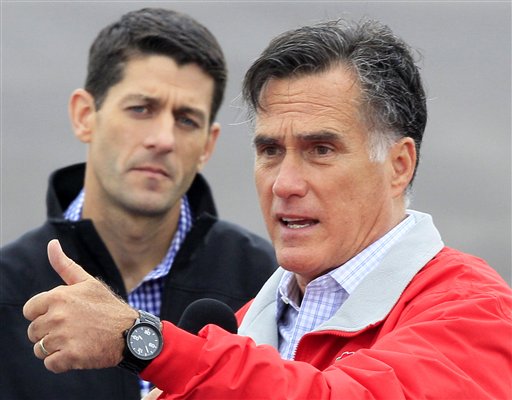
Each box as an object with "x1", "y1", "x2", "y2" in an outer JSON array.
[{"x1": 23, "y1": 239, "x2": 138, "y2": 373}]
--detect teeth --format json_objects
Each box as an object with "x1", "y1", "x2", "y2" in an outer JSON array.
[
  {"x1": 288, "y1": 223, "x2": 311, "y2": 229},
  {"x1": 282, "y1": 218, "x2": 312, "y2": 229}
]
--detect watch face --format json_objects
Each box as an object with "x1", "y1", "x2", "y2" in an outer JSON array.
[{"x1": 128, "y1": 322, "x2": 163, "y2": 360}]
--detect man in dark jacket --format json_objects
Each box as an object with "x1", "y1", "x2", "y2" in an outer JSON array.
[{"x1": 0, "y1": 8, "x2": 276, "y2": 400}]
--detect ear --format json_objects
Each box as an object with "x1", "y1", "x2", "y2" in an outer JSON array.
[
  {"x1": 389, "y1": 137, "x2": 416, "y2": 198},
  {"x1": 197, "y1": 122, "x2": 221, "y2": 171},
  {"x1": 68, "y1": 89, "x2": 96, "y2": 143}
]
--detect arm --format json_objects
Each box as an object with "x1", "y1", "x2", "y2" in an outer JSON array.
[
  {"x1": 141, "y1": 281, "x2": 512, "y2": 399},
  {"x1": 24, "y1": 240, "x2": 512, "y2": 399}
]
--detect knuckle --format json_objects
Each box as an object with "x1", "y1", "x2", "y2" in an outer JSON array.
[
  {"x1": 33, "y1": 343, "x2": 43, "y2": 359},
  {"x1": 46, "y1": 355, "x2": 67, "y2": 374},
  {"x1": 49, "y1": 285, "x2": 69, "y2": 300},
  {"x1": 44, "y1": 358, "x2": 57, "y2": 373},
  {"x1": 26, "y1": 322, "x2": 36, "y2": 341},
  {"x1": 27, "y1": 321, "x2": 44, "y2": 343}
]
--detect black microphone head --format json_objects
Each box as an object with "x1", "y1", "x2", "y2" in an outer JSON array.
[{"x1": 178, "y1": 298, "x2": 238, "y2": 335}]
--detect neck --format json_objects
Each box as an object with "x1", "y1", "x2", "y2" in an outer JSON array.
[{"x1": 83, "y1": 202, "x2": 181, "y2": 293}]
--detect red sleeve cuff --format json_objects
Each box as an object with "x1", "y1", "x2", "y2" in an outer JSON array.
[{"x1": 140, "y1": 321, "x2": 207, "y2": 395}]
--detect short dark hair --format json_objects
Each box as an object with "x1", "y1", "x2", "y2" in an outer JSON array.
[
  {"x1": 243, "y1": 19, "x2": 426, "y2": 184},
  {"x1": 85, "y1": 8, "x2": 227, "y2": 123}
]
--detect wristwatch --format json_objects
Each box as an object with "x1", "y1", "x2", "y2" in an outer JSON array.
[{"x1": 118, "y1": 310, "x2": 163, "y2": 374}]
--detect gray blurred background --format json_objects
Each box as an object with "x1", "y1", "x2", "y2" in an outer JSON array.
[{"x1": 1, "y1": 1, "x2": 510, "y2": 283}]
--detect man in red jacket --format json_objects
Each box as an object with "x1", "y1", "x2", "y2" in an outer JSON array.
[{"x1": 24, "y1": 18, "x2": 512, "y2": 399}]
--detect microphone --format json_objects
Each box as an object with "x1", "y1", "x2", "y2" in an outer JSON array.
[{"x1": 178, "y1": 298, "x2": 238, "y2": 335}]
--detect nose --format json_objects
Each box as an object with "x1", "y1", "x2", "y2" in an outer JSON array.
[
  {"x1": 143, "y1": 115, "x2": 175, "y2": 153},
  {"x1": 272, "y1": 153, "x2": 308, "y2": 199}
]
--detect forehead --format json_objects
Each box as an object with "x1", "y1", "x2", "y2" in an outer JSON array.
[
  {"x1": 108, "y1": 55, "x2": 214, "y2": 110},
  {"x1": 254, "y1": 67, "x2": 364, "y2": 138}
]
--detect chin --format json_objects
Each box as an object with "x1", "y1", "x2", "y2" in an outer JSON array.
[
  {"x1": 124, "y1": 200, "x2": 171, "y2": 217},
  {"x1": 277, "y1": 250, "x2": 317, "y2": 273}
]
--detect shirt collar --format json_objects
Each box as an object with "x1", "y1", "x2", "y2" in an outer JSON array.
[
  {"x1": 63, "y1": 188, "x2": 193, "y2": 290},
  {"x1": 63, "y1": 188, "x2": 85, "y2": 221},
  {"x1": 277, "y1": 213, "x2": 416, "y2": 312}
]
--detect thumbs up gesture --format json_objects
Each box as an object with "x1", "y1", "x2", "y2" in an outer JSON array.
[{"x1": 23, "y1": 239, "x2": 138, "y2": 373}]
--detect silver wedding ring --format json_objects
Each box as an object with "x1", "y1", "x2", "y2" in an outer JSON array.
[{"x1": 39, "y1": 337, "x2": 50, "y2": 357}]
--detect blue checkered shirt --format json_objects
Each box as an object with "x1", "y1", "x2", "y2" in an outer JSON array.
[
  {"x1": 276, "y1": 214, "x2": 416, "y2": 360},
  {"x1": 64, "y1": 189, "x2": 193, "y2": 395}
]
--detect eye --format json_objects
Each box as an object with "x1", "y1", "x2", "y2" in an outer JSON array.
[
  {"x1": 312, "y1": 144, "x2": 334, "y2": 156},
  {"x1": 127, "y1": 105, "x2": 151, "y2": 117},
  {"x1": 304, "y1": 143, "x2": 340, "y2": 164},
  {"x1": 257, "y1": 144, "x2": 283, "y2": 158},
  {"x1": 176, "y1": 114, "x2": 200, "y2": 129}
]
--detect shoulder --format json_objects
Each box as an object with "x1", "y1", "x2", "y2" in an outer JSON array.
[
  {"x1": 206, "y1": 220, "x2": 276, "y2": 262},
  {"x1": 421, "y1": 247, "x2": 508, "y2": 289},
  {"x1": 1, "y1": 223, "x2": 55, "y2": 264},
  {"x1": 402, "y1": 247, "x2": 512, "y2": 317},
  {"x1": 210, "y1": 219, "x2": 272, "y2": 246},
  {"x1": 177, "y1": 218, "x2": 277, "y2": 280}
]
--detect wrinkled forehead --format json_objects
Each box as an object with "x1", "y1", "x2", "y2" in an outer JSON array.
[
  {"x1": 255, "y1": 62, "x2": 360, "y2": 104},
  {"x1": 253, "y1": 69, "x2": 365, "y2": 138}
]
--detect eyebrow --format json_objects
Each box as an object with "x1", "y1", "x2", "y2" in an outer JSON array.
[
  {"x1": 296, "y1": 130, "x2": 344, "y2": 142},
  {"x1": 253, "y1": 130, "x2": 344, "y2": 147},
  {"x1": 253, "y1": 135, "x2": 278, "y2": 148},
  {"x1": 121, "y1": 93, "x2": 157, "y2": 105}
]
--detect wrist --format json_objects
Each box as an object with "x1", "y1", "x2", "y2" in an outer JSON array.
[
  {"x1": 117, "y1": 309, "x2": 139, "y2": 363},
  {"x1": 118, "y1": 310, "x2": 163, "y2": 374}
]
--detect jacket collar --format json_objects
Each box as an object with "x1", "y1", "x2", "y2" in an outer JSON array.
[{"x1": 238, "y1": 210, "x2": 444, "y2": 346}]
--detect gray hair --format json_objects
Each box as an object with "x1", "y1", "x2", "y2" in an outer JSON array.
[{"x1": 242, "y1": 18, "x2": 426, "y2": 188}]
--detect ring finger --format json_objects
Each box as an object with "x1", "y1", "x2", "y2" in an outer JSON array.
[{"x1": 34, "y1": 335, "x2": 51, "y2": 359}]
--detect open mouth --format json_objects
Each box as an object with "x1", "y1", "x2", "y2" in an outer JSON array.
[{"x1": 280, "y1": 217, "x2": 318, "y2": 229}]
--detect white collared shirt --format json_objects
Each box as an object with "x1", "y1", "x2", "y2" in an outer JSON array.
[{"x1": 276, "y1": 214, "x2": 416, "y2": 360}]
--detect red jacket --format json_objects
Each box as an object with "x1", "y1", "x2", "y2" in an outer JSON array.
[{"x1": 142, "y1": 212, "x2": 512, "y2": 399}]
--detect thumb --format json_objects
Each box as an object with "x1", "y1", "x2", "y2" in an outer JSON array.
[{"x1": 47, "y1": 239, "x2": 91, "y2": 285}]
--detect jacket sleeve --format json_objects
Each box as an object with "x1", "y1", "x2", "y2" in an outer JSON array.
[
  {"x1": 140, "y1": 322, "x2": 331, "y2": 400},
  {"x1": 140, "y1": 283, "x2": 512, "y2": 400}
]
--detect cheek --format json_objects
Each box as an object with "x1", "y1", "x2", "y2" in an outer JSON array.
[
  {"x1": 317, "y1": 172, "x2": 372, "y2": 225},
  {"x1": 91, "y1": 122, "x2": 127, "y2": 153},
  {"x1": 254, "y1": 171, "x2": 273, "y2": 217},
  {"x1": 183, "y1": 135, "x2": 209, "y2": 156},
  {"x1": 89, "y1": 136, "x2": 114, "y2": 164},
  {"x1": 254, "y1": 165, "x2": 269, "y2": 196}
]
